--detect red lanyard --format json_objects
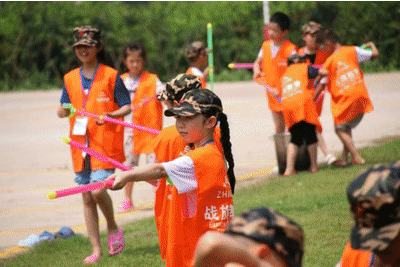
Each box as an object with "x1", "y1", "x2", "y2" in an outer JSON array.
[{"x1": 80, "y1": 63, "x2": 100, "y2": 110}]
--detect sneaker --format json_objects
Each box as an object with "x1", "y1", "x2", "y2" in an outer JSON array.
[
  {"x1": 56, "y1": 226, "x2": 75, "y2": 239},
  {"x1": 39, "y1": 231, "x2": 55, "y2": 241},
  {"x1": 325, "y1": 154, "x2": 337, "y2": 165},
  {"x1": 117, "y1": 199, "x2": 134, "y2": 213},
  {"x1": 18, "y1": 234, "x2": 40, "y2": 247}
]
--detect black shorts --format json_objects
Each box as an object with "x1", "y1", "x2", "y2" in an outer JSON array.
[{"x1": 289, "y1": 121, "x2": 318, "y2": 147}]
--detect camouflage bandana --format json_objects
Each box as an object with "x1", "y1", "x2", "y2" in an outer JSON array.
[
  {"x1": 186, "y1": 41, "x2": 210, "y2": 59},
  {"x1": 348, "y1": 161, "x2": 400, "y2": 252},
  {"x1": 156, "y1": 73, "x2": 202, "y2": 102},
  {"x1": 224, "y1": 207, "x2": 304, "y2": 267},
  {"x1": 301, "y1": 21, "x2": 321, "y2": 35},
  {"x1": 73, "y1": 26, "x2": 101, "y2": 47},
  {"x1": 164, "y1": 89, "x2": 222, "y2": 117}
]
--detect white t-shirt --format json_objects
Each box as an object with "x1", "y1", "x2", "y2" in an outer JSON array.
[
  {"x1": 189, "y1": 67, "x2": 205, "y2": 78},
  {"x1": 161, "y1": 155, "x2": 198, "y2": 194},
  {"x1": 257, "y1": 42, "x2": 296, "y2": 59},
  {"x1": 161, "y1": 155, "x2": 198, "y2": 217}
]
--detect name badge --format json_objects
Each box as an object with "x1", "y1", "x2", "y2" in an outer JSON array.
[{"x1": 72, "y1": 117, "x2": 88, "y2": 135}]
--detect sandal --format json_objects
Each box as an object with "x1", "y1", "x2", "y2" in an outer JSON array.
[
  {"x1": 335, "y1": 160, "x2": 350, "y2": 168},
  {"x1": 325, "y1": 154, "x2": 338, "y2": 165},
  {"x1": 108, "y1": 227, "x2": 124, "y2": 255},
  {"x1": 82, "y1": 254, "x2": 100, "y2": 265},
  {"x1": 117, "y1": 199, "x2": 134, "y2": 213}
]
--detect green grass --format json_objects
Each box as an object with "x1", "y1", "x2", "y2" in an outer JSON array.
[{"x1": 2, "y1": 138, "x2": 400, "y2": 266}]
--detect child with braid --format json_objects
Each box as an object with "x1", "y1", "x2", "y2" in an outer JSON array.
[{"x1": 108, "y1": 88, "x2": 235, "y2": 267}]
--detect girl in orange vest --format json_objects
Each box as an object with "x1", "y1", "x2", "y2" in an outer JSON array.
[
  {"x1": 281, "y1": 54, "x2": 327, "y2": 176},
  {"x1": 253, "y1": 12, "x2": 297, "y2": 134},
  {"x1": 153, "y1": 74, "x2": 227, "y2": 265},
  {"x1": 186, "y1": 41, "x2": 210, "y2": 89},
  {"x1": 314, "y1": 29, "x2": 379, "y2": 167},
  {"x1": 57, "y1": 26, "x2": 131, "y2": 264},
  {"x1": 116, "y1": 42, "x2": 164, "y2": 213},
  {"x1": 298, "y1": 21, "x2": 338, "y2": 166},
  {"x1": 108, "y1": 89, "x2": 235, "y2": 267}
]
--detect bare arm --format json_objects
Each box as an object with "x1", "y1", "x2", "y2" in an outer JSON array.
[
  {"x1": 363, "y1": 42, "x2": 379, "y2": 59},
  {"x1": 105, "y1": 104, "x2": 131, "y2": 118},
  {"x1": 107, "y1": 163, "x2": 167, "y2": 190},
  {"x1": 194, "y1": 232, "x2": 264, "y2": 267},
  {"x1": 313, "y1": 69, "x2": 328, "y2": 101},
  {"x1": 96, "y1": 104, "x2": 131, "y2": 125},
  {"x1": 253, "y1": 57, "x2": 264, "y2": 81}
]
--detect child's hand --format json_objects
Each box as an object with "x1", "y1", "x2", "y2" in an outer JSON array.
[
  {"x1": 96, "y1": 112, "x2": 111, "y2": 125},
  {"x1": 57, "y1": 106, "x2": 71, "y2": 118},
  {"x1": 270, "y1": 87, "x2": 279, "y2": 98},
  {"x1": 107, "y1": 172, "x2": 128, "y2": 190}
]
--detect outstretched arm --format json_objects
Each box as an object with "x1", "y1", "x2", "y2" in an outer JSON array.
[
  {"x1": 105, "y1": 104, "x2": 131, "y2": 118},
  {"x1": 107, "y1": 163, "x2": 166, "y2": 190}
]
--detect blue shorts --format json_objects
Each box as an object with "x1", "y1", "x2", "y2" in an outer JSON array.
[{"x1": 74, "y1": 156, "x2": 115, "y2": 185}]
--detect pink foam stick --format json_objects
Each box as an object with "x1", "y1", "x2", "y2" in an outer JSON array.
[
  {"x1": 132, "y1": 96, "x2": 157, "y2": 112},
  {"x1": 62, "y1": 104, "x2": 159, "y2": 135},
  {"x1": 47, "y1": 180, "x2": 114, "y2": 199},
  {"x1": 228, "y1": 63, "x2": 254, "y2": 69},
  {"x1": 62, "y1": 137, "x2": 157, "y2": 186}
]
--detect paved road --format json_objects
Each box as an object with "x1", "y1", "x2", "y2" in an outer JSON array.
[{"x1": 1, "y1": 72, "x2": 400, "y2": 257}]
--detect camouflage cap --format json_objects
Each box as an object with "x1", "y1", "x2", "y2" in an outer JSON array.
[
  {"x1": 287, "y1": 54, "x2": 307, "y2": 65},
  {"x1": 73, "y1": 26, "x2": 101, "y2": 47},
  {"x1": 224, "y1": 207, "x2": 304, "y2": 267},
  {"x1": 347, "y1": 161, "x2": 400, "y2": 253},
  {"x1": 164, "y1": 89, "x2": 222, "y2": 117},
  {"x1": 186, "y1": 41, "x2": 210, "y2": 59},
  {"x1": 156, "y1": 73, "x2": 202, "y2": 102},
  {"x1": 301, "y1": 21, "x2": 321, "y2": 34}
]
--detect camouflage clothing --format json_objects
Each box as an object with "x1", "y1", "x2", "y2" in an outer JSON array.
[
  {"x1": 73, "y1": 26, "x2": 101, "y2": 47},
  {"x1": 301, "y1": 21, "x2": 321, "y2": 35},
  {"x1": 156, "y1": 73, "x2": 202, "y2": 102},
  {"x1": 224, "y1": 207, "x2": 304, "y2": 267},
  {"x1": 164, "y1": 89, "x2": 222, "y2": 117},
  {"x1": 186, "y1": 41, "x2": 210, "y2": 60},
  {"x1": 347, "y1": 161, "x2": 400, "y2": 252}
]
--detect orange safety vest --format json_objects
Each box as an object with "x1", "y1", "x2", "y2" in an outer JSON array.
[
  {"x1": 340, "y1": 242, "x2": 373, "y2": 267},
  {"x1": 323, "y1": 46, "x2": 374, "y2": 125},
  {"x1": 259, "y1": 40, "x2": 297, "y2": 112},
  {"x1": 64, "y1": 65, "x2": 125, "y2": 172},
  {"x1": 153, "y1": 125, "x2": 223, "y2": 262},
  {"x1": 298, "y1": 47, "x2": 330, "y2": 117},
  {"x1": 186, "y1": 67, "x2": 207, "y2": 89},
  {"x1": 121, "y1": 71, "x2": 163, "y2": 154},
  {"x1": 154, "y1": 143, "x2": 233, "y2": 267},
  {"x1": 281, "y1": 63, "x2": 322, "y2": 132}
]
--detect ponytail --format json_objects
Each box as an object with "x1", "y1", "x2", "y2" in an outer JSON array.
[{"x1": 218, "y1": 112, "x2": 236, "y2": 194}]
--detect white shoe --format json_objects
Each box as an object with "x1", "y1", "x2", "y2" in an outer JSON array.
[{"x1": 325, "y1": 154, "x2": 337, "y2": 165}]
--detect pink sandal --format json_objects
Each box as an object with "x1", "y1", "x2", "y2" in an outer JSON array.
[
  {"x1": 117, "y1": 199, "x2": 134, "y2": 213},
  {"x1": 82, "y1": 254, "x2": 100, "y2": 265},
  {"x1": 108, "y1": 227, "x2": 124, "y2": 255}
]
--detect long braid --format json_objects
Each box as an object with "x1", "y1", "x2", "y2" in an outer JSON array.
[{"x1": 218, "y1": 112, "x2": 236, "y2": 194}]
